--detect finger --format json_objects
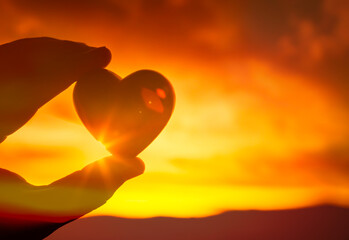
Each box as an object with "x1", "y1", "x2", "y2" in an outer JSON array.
[
  {"x1": 105, "y1": 156, "x2": 145, "y2": 182},
  {"x1": 33, "y1": 46, "x2": 112, "y2": 107},
  {"x1": 0, "y1": 37, "x2": 94, "y2": 76},
  {"x1": 0, "y1": 37, "x2": 111, "y2": 107},
  {"x1": 0, "y1": 37, "x2": 111, "y2": 139}
]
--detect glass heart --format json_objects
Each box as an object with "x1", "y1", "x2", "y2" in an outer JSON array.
[{"x1": 73, "y1": 69, "x2": 175, "y2": 157}]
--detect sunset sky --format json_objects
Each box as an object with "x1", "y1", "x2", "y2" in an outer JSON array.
[{"x1": 0, "y1": 0, "x2": 348, "y2": 218}]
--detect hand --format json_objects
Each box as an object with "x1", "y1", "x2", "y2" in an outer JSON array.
[{"x1": 0, "y1": 37, "x2": 145, "y2": 240}]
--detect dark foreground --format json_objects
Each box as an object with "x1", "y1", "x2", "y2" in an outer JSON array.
[{"x1": 46, "y1": 205, "x2": 349, "y2": 240}]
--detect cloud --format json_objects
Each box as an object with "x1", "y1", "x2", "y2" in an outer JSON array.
[
  {"x1": 2, "y1": 0, "x2": 348, "y2": 97},
  {"x1": 0, "y1": 0, "x2": 348, "y2": 214}
]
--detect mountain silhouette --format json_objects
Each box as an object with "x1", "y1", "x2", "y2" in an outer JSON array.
[{"x1": 46, "y1": 205, "x2": 349, "y2": 240}]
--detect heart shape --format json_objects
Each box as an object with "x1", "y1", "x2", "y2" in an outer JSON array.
[{"x1": 73, "y1": 69, "x2": 175, "y2": 157}]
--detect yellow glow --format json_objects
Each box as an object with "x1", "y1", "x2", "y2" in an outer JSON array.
[
  {"x1": 1, "y1": 1, "x2": 349, "y2": 218},
  {"x1": 1, "y1": 56, "x2": 348, "y2": 218}
]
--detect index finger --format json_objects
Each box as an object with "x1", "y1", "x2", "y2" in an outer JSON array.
[{"x1": 0, "y1": 37, "x2": 111, "y2": 139}]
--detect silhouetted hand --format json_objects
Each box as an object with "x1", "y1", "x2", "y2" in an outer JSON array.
[{"x1": 0, "y1": 37, "x2": 145, "y2": 240}]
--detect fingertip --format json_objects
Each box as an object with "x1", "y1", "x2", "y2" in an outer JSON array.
[
  {"x1": 120, "y1": 156, "x2": 145, "y2": 179},
  {"x1": 85, "y1": 47, "x2": 112, "y2": 69},
  {"x1": 103, "y1": 155, "x2": 145, "y2": 181},
  {"x1": 133, "y1": 157, "x2": 146, "y2": 176},
  {"x1": 97, "y1": 47, "x2": 112, "y2": 68}
]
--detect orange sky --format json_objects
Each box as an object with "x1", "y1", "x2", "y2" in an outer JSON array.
[{"x1": 0, "y1": 0, "x2": 349, "y2": 218}]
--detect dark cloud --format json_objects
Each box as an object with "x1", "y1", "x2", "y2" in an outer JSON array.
[
  {"x1": 11, "y1": 0, "x2": 127, "y2": 19},
  {"x1": 4, "y1": 0, "x2": 348, "y2": 70}
]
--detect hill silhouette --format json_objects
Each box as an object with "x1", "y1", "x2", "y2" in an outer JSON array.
[{"x1": 46, "y1": 205, "x2": 349, "y2": 240}]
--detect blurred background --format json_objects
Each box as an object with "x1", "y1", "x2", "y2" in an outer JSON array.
[{"x1": 0, "y1": 0, "x2": 348, "y2": 219}]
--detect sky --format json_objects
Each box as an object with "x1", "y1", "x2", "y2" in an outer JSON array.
[{"x1": 0, "y1": 0, "x2": 348, "y2": 218}]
